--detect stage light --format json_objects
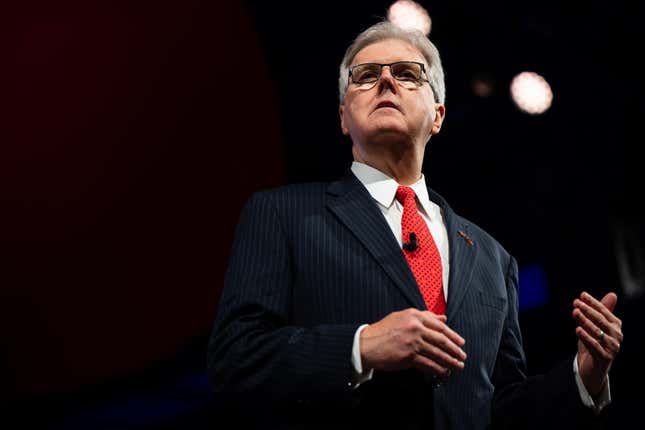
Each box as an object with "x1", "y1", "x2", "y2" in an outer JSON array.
[
  {"x1": 510, "y1": 71, "x2": 553, "y2": 115},
  {"x1": 387, "y1": 0, "x2": 432, "y2": 35}
]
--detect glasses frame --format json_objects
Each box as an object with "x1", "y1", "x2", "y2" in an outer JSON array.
[{"x1": 348, "y1": 61, "x2": 430, "y2": 90}]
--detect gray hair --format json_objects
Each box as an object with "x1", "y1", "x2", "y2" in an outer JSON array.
[{"x1": 338, "y1": 21, "x2": 445, "y2": 105}]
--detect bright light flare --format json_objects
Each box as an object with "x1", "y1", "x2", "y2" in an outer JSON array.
[
  {"x1": 387, "y1": 0, "x2": 432, "y2": 35},
  {"x1": 510, "y1": 71, "x2": 553, "y2": 115}
]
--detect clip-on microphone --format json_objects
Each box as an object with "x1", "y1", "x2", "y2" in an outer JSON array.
[{"x1": 403, "y1": 232, "x2": 418, "y2": 251}]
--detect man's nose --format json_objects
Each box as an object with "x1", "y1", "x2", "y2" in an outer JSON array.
[{"x1": 378, "y1": 66, "x2": 398, "y2": 93}]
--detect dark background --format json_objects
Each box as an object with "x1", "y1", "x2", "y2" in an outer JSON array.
[{"x1": 2, "y1": 0, "x2": 643, "y2": 428}]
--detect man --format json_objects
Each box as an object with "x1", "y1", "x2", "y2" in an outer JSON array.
[{"x1": 207, "y1": 21, "x2": 622, "y2": 429}]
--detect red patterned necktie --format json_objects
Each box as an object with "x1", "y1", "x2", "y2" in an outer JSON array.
[{"x1": 395, "y1": 186, "x2": 446, "y2": 315}]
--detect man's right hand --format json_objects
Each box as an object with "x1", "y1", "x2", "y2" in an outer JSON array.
[{"x1": 360, "y1": 308, "x2": 466, "y2": 377}]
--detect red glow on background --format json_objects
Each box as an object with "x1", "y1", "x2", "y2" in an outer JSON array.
[{"x1": 1, "y1": 0, "x2": 283, "y2": 400}]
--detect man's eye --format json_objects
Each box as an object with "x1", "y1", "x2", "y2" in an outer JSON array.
[
  {"x1": 356, "y1": 70, "x2": 377, "y2": 81},
  {"x1": 396, "y1": 70, "x2": 418, "y2": 80}
]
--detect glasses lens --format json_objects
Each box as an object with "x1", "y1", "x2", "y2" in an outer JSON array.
[
  {"x1": 351, "y1": 64, "x2": 380, "y2": 86},
  {"x1": 392, "y1": 62, "x2": 423, "y2": 88}
]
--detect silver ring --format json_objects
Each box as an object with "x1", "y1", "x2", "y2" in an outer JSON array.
[{"x1": 598, "y1": 330, "x2": 605, "y2": 341}]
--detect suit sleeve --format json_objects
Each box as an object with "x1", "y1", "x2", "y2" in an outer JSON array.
[
  {"x1": 490, "y1": 256, "x2": 607, "y2": 429},
  {"x1": 207, "y1": 191, "x2": 359, "y2": 404}
]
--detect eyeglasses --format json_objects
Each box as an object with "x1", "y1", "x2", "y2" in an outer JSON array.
[{"x1": 348, "y1": 61, "x2": 429, "y2": 90}]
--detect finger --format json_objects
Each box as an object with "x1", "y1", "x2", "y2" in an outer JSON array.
[
  {"x1": 419, "y1": 311, "x2": 465, "y2": 347},
  {"x1": 574, "y1": 299, "x2": 610, "y2": 335},
  {"x1": 600, "y1": 332, "x2": 622, "y2": 355},
  {"x1": 575, "y1": 326, "x2": 614, "y2": 362},
  {"x1": 574, "y1": 299, "x2": 623, "y2": 343},
  {"x1": 417, "y1": 312, "x2": 467, "y2": 360},
  {"x1": 417, "y1": 340, "x2": 466, "y2": 370},
  {"x1": 600, "y1": 292, "x2": 618, "y2": 312},
  {"x1": 411, "y1": 353, "x2": 450, "y2": 377},
  {"x1": 572, "y1": 306, "x2": 603, "y2": 340},
  {"x1": 580, "y1": 292, "x2": 620, "y2": 325},
  {"x1": 573, "y1": 310, "x2": 621, "y2": 358},
  {"x1": 420, "y1": 329, "x2": 467, "y2": 362}
]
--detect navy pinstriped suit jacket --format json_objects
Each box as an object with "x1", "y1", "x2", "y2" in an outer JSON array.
[{"x1": 208, "y1": 171, "x2": 601, "y2": 430}]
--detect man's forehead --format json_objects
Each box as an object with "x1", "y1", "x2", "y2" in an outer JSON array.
[{"x1": 352, "y1": 38, "x2": 426, "y2": 66}]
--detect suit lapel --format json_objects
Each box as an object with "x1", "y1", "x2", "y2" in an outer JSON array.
[
  {"x1": 427, "y1": 188, "x2": 478, "y2": 323},
  {"x1": 326, "y1": 172, "x2": 426, "y2": 309}
]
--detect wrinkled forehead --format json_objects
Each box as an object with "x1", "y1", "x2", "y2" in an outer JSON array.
[{"x1": 351, "y1": 38, "x2": 427, "y2": 68}]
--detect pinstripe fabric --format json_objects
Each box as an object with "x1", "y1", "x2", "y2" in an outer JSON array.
[{"x1": 207, "y1": 170, "x2": 600, "y2": 430}]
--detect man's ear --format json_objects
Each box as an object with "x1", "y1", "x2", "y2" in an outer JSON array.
[
  {"x1": 430, "y1": 103, "x2": 445, "y2": 135},
  {"x1": 339, "y1": 104, "x2": 349, "y2": 136}
]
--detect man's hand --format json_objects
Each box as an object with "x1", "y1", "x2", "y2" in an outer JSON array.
[
  {"x1": 573, "y1": 291, "x2": 623, "y2": 396},
  {"x1": 359, "y1": 308, "x2": 466, "y2": 378}
]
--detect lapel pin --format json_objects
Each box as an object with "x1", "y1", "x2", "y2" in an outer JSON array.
[{"x1": 458, "y1": 230, "x2": 474, "y2": 246}]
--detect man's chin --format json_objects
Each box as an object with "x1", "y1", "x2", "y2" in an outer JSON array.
[
  {"x1": 367, "y1": 129, "x2": 414, "y2": 146},
  {"x1": 366, "y1": 120, "x2": 406, "y2": 135}
]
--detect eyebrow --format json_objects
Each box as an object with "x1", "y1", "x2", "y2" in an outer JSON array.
[{"x1": 350, "y1": 59, "x2": 429, "y2": 70}]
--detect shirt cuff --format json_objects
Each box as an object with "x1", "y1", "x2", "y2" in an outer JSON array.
[
  {"x1": 573, "y1": 354, "x2": 611, "y2": 413},
  {"x1": 351, "y1": 324, "x2": 374, "y2": 388}
]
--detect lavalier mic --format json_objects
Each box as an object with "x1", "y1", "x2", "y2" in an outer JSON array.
[{"x1": 403, "y1": 232, "x2": 418, "y2": 251}]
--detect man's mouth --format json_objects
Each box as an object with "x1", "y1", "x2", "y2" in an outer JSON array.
[{"x1": 374, "y1": 100, "x2": 400, "y2": 111}]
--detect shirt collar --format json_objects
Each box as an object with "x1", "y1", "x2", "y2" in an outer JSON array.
[{"x1": 350, "y1": 161, "x2": 437, "y2": 217}]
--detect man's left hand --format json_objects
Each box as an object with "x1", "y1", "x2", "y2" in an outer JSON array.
[{"x1": 573, "y1": 291, "x2": 623, "y2": 397}]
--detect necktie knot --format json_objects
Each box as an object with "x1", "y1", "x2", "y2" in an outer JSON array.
[{"x1": 395, "y1": 185, "x2": 416, "y2": 205}]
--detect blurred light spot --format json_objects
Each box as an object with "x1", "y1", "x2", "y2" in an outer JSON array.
[
  {"x1": 518, "y1": 264, "x2": 550, "y2": 311},
  {"x1": 388, "y1": 0, "x2": 432, "y2": 35},
  {"x1": 510, "y1": 71, "x2": 553, "y2": 114},
  {"x1": 472, "y1": 76, "x2": 494, "y2": 97}
]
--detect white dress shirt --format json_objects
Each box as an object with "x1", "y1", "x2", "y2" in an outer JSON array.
[
  {"x1": 350, "y1": 161, "x2": 450, "y2": 293},
  {"x1": 347, "y1": 161, "x2": 610, "y2": 412},
  {"x1": 349, "y1": 161, "x2": 448, "y2": 386}
]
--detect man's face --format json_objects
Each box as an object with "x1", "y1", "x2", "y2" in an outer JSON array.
[{"x1": 340, "y1": 39, "x2": 444, "y2": 149}]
